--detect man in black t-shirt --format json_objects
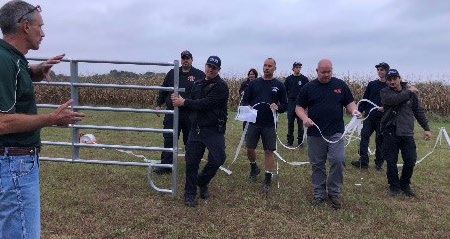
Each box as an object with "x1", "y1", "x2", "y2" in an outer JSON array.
[
  {"x1": 242, "y1": 58, "x2": 287, "y2": 194},
  {"x1": 296, "y1": 59, "x2": 360, "y2": 209}
]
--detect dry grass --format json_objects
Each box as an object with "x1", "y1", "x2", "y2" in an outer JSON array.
[
  {"x1": 35, "y1": 73, "x2": 450, "y2": 118},
  {"x1": 39, "y1": 109, "x2": 450, "y2": 239}
]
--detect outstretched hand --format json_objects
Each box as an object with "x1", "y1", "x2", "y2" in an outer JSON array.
[
  {"x1": 30, "y1": 54, "x2": 65, "y2": 81},
  {"x1": 51, "y1": 99, "x2": 85, "y2": 126}
]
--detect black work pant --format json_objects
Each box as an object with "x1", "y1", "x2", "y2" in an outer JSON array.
[
  {"x1": 358, "y1": 117, "x2": 383, "y2": 166},
  {"x1": 382, "y1": 131, "x2": 417, "y2": 190},
  {"x1": 184, "y1": 129, "x2": 226, "y2": 198},
  {"x1": 160, "y1": 113, "x2": 190, "y2": 164},
  {"x1": 287, "y1": 100, "x2": 303, "y2": 144}
]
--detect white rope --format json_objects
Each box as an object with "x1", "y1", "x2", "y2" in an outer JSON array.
[{"x1": 397, "y1": 127, "x2": 450, "y2": 167}]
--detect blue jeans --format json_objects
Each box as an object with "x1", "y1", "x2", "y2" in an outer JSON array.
[{"x1": 0, "y1": 154, "x2": 40, "y2": 239}]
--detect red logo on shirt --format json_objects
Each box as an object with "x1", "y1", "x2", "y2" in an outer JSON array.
[{"x1": 334, "y1": 88, "x2": 342, "y2": 94}]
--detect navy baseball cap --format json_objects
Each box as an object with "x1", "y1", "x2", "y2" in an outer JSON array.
[
  {"x1": 293, "y1": 62, "x2": 302, "y2": 67},
  {"x1": 181, "y1": 50, "x2": 192, "y2": 58},
  {"x1": 206, "y1": 56, "x2": 221, "y2": 68},
  {"x1": 386, "y1": 69, "x2": 400, "y2": 78},
  {"x1": 375, "y1": 62, "x2": 390, "y2": 70}
]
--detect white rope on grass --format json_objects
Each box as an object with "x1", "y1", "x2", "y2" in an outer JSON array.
[{"x1": 397, "y1": 127, "x2": 450, "y2": 167}]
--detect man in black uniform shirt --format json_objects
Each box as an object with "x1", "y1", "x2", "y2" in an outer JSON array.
[
  {"x1": 154, "y1": 50, "x2": 205, "y2": 174},
  {"x1": 284, "y1": 62, "x2": 309, "y2": 146},
  {"x1": 171, "y1": 56, "x2": 229, "y2": 207},
  {"x1": 351, "y1": 62, "x2": 389, "y2": 170}
]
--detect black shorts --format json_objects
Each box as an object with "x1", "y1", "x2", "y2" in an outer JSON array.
[{"x1": 245, "y1": 124, "x2": 276, "y2": 150}]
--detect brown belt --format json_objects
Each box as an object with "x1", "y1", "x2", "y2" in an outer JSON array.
[{"x1": 0, "y1": 147, "x2": 40, "y2": 156}]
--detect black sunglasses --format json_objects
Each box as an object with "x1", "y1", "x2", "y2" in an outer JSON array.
[{"x1": 17, "y1": 5, "x2": 41, "y2": 23}]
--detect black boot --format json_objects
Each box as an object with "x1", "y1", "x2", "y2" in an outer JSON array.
[
  {"x1": 248, "y1": 162, "x2": 260, "y2": 182},
  {"x1": 262, "y1": 172, "x2": 272, "y2": 193}
]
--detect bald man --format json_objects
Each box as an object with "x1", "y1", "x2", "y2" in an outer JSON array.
[
  {"x1": 295, "y1": 59, "x2": 360, "y2": 209},
  {"x1": 242, "y1": 58, "x2": 287, "y2": 194}
]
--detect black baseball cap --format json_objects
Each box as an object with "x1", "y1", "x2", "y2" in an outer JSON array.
[
  {"x1": 206, "y1": 56, "x2": 221, "y2": 68},
  {"x1": 293, "y1": 62, "x2": 302, "y2": 67},
  {"x1": 386, "y1": 69, "x2": 400, "y2": 78},
  {"x1": 181, "y1": 50, "x2": 192, "y2": 58},
  {"x1": 375, "y1": 62, "x2": 390, "y2": 70}
]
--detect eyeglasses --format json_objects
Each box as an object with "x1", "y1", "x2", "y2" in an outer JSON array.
[{"x1": 17, "y1": 5, "x2": 41, "y2": 23}]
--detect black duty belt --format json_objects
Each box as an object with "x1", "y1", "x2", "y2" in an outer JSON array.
[{"x1": 0, "y1": 147, "x2": 40, "y2": 156}]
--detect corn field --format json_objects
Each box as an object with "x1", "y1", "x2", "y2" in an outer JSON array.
[{"x1": 35, "y1": 73, "x2": 450, "y2": 119}]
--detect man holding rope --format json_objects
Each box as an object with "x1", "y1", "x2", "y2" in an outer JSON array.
[
  {"x1": 241, "y1": 57, "x2": 287, "y2": 194},
  {"x1": 351, "y1": 62, "x2": 389, "y2": 170},
  {"x1": 296, "y1": 59, "x2": 361, "y2": 209}
]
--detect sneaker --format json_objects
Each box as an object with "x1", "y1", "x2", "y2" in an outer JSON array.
[
  {"x1": 286, "y1": 142, "x2": 293, "y2": 147},
  {"x1": 262, "y1": 173, "x2": 272, "y2": 194},
  {"x1": 389, "y1": 187, "x2": 401, "y2": 197},
  {"x1": 184, "y1": 196, "x2": 197, "y2": 207},
  {"x1": 199, "y1": 185, "x2": 210, "y2": 199},
  {"x1": 328, "y1": 194, "x2": 342, "y2": 210},
  {"x1": 375, "y1": 164, "x2": 383, "y2": 171},
  {"x1": 153, "y1": 167, "x2": 172, "y2": 175},
  {"x1": 311, "y1": 197, "x2": 325, "y2": 205},
  {"x1": 248, "y1": 164, "x2": 261, "y2": 182},
  {"x1": 351, "y1": 161, "x2": 368, "y2": 169},
  {"x1": 401, "y1": 186, "x2": 416, "y2": 197}
]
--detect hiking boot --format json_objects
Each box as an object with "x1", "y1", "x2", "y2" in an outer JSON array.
[
  {"x1": 328, "y1": 194, "x2": 342, "y2": 210},
  {"x1": 199, "y1": 185, "x2": 210, "y2": 199},
  {"x1": 184, "y1": 196, "x2": 197, "y2": 207},
  {"x1": 389, "y1": 187, "x2": 401, "y2": 197},
  {"x1": 248, "y1": 163, "x2": 261, "y2": 182},
  {"x1": 311, "y1": 197, "x2": 325, "y2": 205},
  {"x1": 153, "y1": 167, "x2": 172, "y2": 175},
  {"x1": 402, "y1": 186, "x2": 416, "y2": 197},
  {"x1": 351, "y1": 161, "x2": 368, "y2": 169},
  {"x1": 262, "y1": 172, "x2": 272, "y2": 194}
]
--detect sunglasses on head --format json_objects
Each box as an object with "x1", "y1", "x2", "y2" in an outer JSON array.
[{"x1": 17, "y1": 5, "x2": 41, "y2": 23}]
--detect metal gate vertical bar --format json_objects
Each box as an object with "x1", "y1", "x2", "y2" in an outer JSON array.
[
  {"x1": 70, "y1": 60, "x2": 80, "y2": 160},
  {"x1": 171, "y1": 60, "x2": 180, "y2": 196}
]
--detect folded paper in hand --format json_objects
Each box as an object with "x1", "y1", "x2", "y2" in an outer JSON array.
[{"x1": 235, "y1": 106, "x2": 258, "y2": 123}]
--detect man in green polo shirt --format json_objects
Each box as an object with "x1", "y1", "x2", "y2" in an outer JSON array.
[{"x1": 0, "y1": 1, "x2": 85, "y2": 238}]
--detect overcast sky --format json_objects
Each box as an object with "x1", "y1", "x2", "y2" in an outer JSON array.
[{"x1": 14, "y1": 0, "x2": 450, "y2": 81}]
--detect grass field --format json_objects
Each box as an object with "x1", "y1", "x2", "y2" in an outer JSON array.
[{"x1": 39, "y1": 109, "x2": 450, "y2": 239}]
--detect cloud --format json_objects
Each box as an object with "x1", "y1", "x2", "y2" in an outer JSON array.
[{"x1": 15, "y1": 0, "x2": 448, "y2": 80}]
